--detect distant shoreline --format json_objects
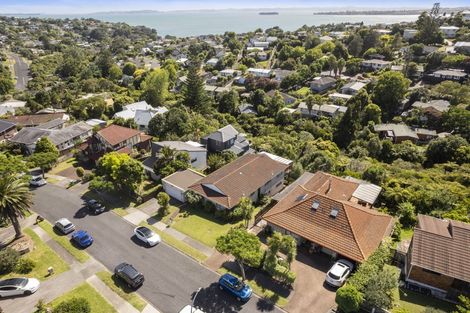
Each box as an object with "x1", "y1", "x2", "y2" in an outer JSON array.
[{"x1": 314, "y1": 8, "x2": 469, "y2": 15}]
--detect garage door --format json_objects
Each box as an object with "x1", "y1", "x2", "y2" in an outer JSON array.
[{"x1": 162, "y1": 181, "x2": 185, "y2": 202}]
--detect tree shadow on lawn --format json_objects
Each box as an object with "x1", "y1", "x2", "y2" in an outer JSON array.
[
  {"x1": 81, "y1": 190, "x2": 133, "y2": 212},
  {"x1": 222, "y1": 260, "x2": 292, "y2": 300}
]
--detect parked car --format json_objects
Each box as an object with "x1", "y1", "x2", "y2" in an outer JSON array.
[
  {"x1": 218, "y1": 273, "x2": 252, "y2": 302},
  {"x1": 133, "y1": 226, "x2": 161, "y2": 246},
  {"x1": 86, "y1": 199, "x2": 105, "y2": 215},
  {"x1": 179, "y1": 305, "x2": 206, "y2": 313},
  {"x1": 29, "y1": 175, "x2": 47, "y2": 187},
  {"x1": 54, "y1": 218, "x2": 75, "y2": 235},
  {"x1": 325, "y1": 259, "x2": 354, "y2": 287},
  {"x1": 114, "y1": 263, "x2": 144, "y2": 289},
  {"x1": 71, "y1": 230, "x2": 93, "y2": 248},
  {"x1": 0, "y1": 278, "x2": 40, "y2": 298}
]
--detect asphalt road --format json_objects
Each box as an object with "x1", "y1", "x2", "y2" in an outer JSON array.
[
  {"x1": 10, "y1": 53, "x2": 29, "y2": 91},
  {"x1": 32, "y1": 185, "x2": 283, "y2": 313}
]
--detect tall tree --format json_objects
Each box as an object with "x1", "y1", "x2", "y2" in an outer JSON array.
[
  {"x1": 237, "y1": 197, "x2": 255, "y2": 229},
  {"x1": 216, "y1": 228, "x2": 264, "y2": 281},
  {"x1": 141, "y1": 69, "x2": 169, "y2": 107},
  {"x1": 182, "y1": 58, "x2": 211, "y2": 113},
  {"x1": 348, "y1": 34, "x2": 364, "y2": 57},
  {"x1": 0, "y1": 175, "x2": 33, "y2": 239},
  {"x1": 218, "y1": 90, "x2": 239, "y2": 115},
  {"x1": 372, "y1": 71, "x2": 410, "y2": 120},
  {"x1": 415, "y1": 12, "x2": 444, "y2": 45}
]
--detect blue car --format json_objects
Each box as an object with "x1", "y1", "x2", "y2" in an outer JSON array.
[
  {"x1": 218, "y1": 273, "x2": 252, "y2": 302},
  {"x1": 71, "y1": 230, "x2": 93, "y2": 248}
]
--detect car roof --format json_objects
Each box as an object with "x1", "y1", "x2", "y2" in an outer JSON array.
[
  {"x1": 179, "y1": 305, "x2": 206, "y2": 313},
  {"x1": 118, "y1": 263, "x2": 140, "y2": 279},
  {"x1": 330, "y1": 260, "x2": 353, "y2": 276},
  {"x1": 74, "y1": 230, "x2": 88, "y2": 237},
  {"x1": 56, "y1": 218, "x2": 72, "y2": 225},
  {"x1": 221, "y1": 273, "x2": 239, "y2": 284}
]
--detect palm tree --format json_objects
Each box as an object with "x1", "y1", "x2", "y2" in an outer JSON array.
[{"x1": 0, "y1": 175, "x2": 33, "y2": 239}]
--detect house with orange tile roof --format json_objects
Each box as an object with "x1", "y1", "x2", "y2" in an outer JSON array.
[
  {"x1": 188, "y1": 152, "x2": 291, "y2": 210},
  {"x1": 263, "y1": 171, "x2": 394, "y2": 263},
  {"x1": 405, "y1": 214, "x2": 470, "y2": 300}
]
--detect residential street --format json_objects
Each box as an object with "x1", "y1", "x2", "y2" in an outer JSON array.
[
  {"x1": 31, "y1": 184, "x2": 284, "y2": 313},
  {"x1": 9, "y1": 53, "x2": 29, "y2": 91}
]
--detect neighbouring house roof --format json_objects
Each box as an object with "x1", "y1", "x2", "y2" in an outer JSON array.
[
  {"x1": 374, "y1": 123, "x2": 419, "y2": 140},
  {"x1": 154, "y1": 141, "x2": 207, "y2": 152},
  {"x1": 433, "y1": 69, "x2": 468, "y2": 78},
  {"x1": 189, "y1": 153, "x2": 290, "y2": 209},
  {"x1": 410, "y1": 215, "x2": 470, "y2": 283},
  {"x1": 263, "y1": 184, "x2": 394, "y2": 262},
  {"x1": 162, "y1": 169, "x2": 206, "y2": 191},
  {"x1": 97, "y1": 124, "x2": 142, "y2": 146},
  {"x1": 266, "y1": 90, "x2": 297, "y2": 103},
  {"x1": 37, "y1": 118, "x2": 66, "y2": 130},
  {"x1": 341, "y1": 81, "x2": 366, "y2": 92},
  {"x1": 0, "y1": 119, "x2": 16, "y2": 133},
  {"x1": 10, "y1": 128, "x2": 51, "y2": 145},
  {"x1": 114, "y1": 101, "x2": 168, "y2": 123},
  {"x1": 310, "y1": 76, "x2": 336, "y2": 87},
  {"x1": 238, "y1": 103, "x2": 257, "y2": 115},
  {"x1": 203, "y1": 124, "x2": 239, "y2": 143},
  {"x1": 134, "y1": 110, "x2": 155, "y2": 127},
  {"x1": 6, "y1": 113, "x2": 67, "y2": 127},
  {"x1": 297, "y1": 103, "x2": 347, "y2": 115},
  {"x1": 412, "y1": 100, "x2": 450, "y2": 113},
  {"x1": 0, "y1": 99, "x2": 27, "y2": 108}
]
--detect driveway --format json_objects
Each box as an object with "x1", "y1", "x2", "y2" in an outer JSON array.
[
  {"x1": 30, "y1": 185, "x2": 283, "y2": 313},
  {"x1": 9, "y1": 53, "x2": 30, "y2": 91},
  {"x1": 285, "y1": 253, "x2": 337, "y2": 313}
]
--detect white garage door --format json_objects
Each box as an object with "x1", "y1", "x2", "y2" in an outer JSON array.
[{"x1": 162, "y1": 181, "x2": 185, "y2": 203}]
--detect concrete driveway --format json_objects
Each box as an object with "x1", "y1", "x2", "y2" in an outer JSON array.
[
  {"x1": 285, "y1": 253, "x2": 337, "y2": 313},
  {"x1": 30, "y1": 185, "x2": 283, "y2": 313}
]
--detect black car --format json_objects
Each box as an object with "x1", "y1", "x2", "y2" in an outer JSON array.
[
  {"x1": 114, "y1": 263, "x2": 144, "y2": 289},
  {"x1": 86, "y1": 199, "x2": 105, "y2": 215}
]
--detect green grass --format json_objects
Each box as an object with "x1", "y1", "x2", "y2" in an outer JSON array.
[
  {"x1": 401, "y1": 228, "x2": 414, "y2": 241},
  {"x1": 141, "y1": 222, "x2": 208, "y2": 262},
  {"x1": 49, "y1": 157, "x2": 77, "y2": 175},
  {"x1": 256, "y1": 61, "x2": 270, "y2": 69},
  {"x1": 46, "y1": 176, "x2": 60, "y2": 184},
  {"x1": 0, "y1": 228, "x2": 69, "y2": 281},
  {"x1": 49, "y1": 283, "x2": 117, "y2": 313},
  {"x1": 293, "y1": 86, "x2": 311, "y2": 98},
  {"x1": 96, "y1": 271, "x2": 147, "y2": 311},
  {"x1": 171, "y1": 206, "x2": 241, "y2": 247},
  {"x1": 149, "y1": 205, "x2": 178, "y2": 225},
  {"x1": 38, "y1": 221, "x2": 90, "y2": 263},
  {"x1": 393, "y1": 288, "x2": 456, "y2": 313},
  {"x1": 218, "y1": 267, "x2": 289, "y2": 308}
]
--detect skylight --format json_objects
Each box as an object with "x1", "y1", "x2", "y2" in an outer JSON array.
[
  {"x1": 330, "y1": 208, "x2": 339, "y2": 218},
  {"x1": 311, "y1": 200, "x2": 320, "y2": 210}
]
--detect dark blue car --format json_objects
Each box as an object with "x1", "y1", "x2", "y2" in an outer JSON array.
[
  {"x1": 218, "y1": 273, "x2": 252, "y2": 302},
  {"x1": 72, "y1": 230, "x2": 93, "y2": 248}
]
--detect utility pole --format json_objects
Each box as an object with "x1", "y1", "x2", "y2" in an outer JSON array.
[{"x1": 430, "y1": 3, "x2": 440, "y2": 20}]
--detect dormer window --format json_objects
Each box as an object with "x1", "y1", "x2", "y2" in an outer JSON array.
[
  {"x1": 330, "y1": 208, "x2": 339, "y2": 218},
  {"x1": 311, "y1": 200, "x2": 320, "y2": 210}
]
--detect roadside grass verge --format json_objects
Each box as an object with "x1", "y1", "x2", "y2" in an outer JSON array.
[
  {"x1": 141, "y1": 222, "x2": 208, "y2": 263},
  {"x1": 217, "y1": 267, "x2": 289, "y2": 308},
  {"x1": 0, "y1": 228, "x2": 69, "y2": 281},
  {"x1": 49, "y1": 282, "x2": 117, "y2": 313},
  {"x1": 96, "y1": 271, "x2": 147, "y2": 311},
  {"x1": 38, "y1": 221, "x2": 89, "y2": 263}
]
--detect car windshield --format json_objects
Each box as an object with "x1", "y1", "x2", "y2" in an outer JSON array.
[
  {"x1": 0, "y1": 278, "x2": 27, "y2": 287},
  {"x1": 64, "y1": 223, "x2": 73, "y2": 229},
  {"x1": 139, "y1": 227, "x2": 153, "y2": 238},
  {"x1": 328, "y1": 272, "x2": 341, "y2": 280},
  {"x1": 81, "y1": 234, "x2": 90, "y2": 241}
]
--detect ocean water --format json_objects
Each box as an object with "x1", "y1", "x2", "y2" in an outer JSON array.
[{"x1": 38, "y1": 9, "x2": 419, "y2": 37}]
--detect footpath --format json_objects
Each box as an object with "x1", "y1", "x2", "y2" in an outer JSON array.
[{"x1": 0, "y1": 218, "x2": 160, "y2": 313}]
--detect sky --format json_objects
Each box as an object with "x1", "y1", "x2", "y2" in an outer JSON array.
[{"x1": 1, "y1": 0, "x2": 469, "y2": 14}]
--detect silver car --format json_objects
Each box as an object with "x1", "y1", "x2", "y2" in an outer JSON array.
[
  {"x1": 30, "y1": 175, "x2": 47, "y2": 187},
  {"x1": 0, "y1": 278, "x2": 40, "y2": 298},
  {"x1": 325, "y1": 259, "x2": 354, "y2": 287},
  {"x1": 54, "y1": 218, "x2": 75, "y2": 234}
]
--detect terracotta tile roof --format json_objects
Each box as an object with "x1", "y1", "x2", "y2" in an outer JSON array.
[
  {"x1": 6, "y1": 113, "x2": 66, "y2": 127},
  {"x1": 189, "y1": 153, "x2": 289, "y2": 209},
  {"x1": 97, "y1": 124, "x2": 141, "y2": 146},
  {"x1": 263, "y1": 185, "x2": 394, "y2": 262},
  {"x1": 410, "y1": 215, "x2": 470, "y2": 283},
  {"x1": 303, "y1": 171, "x2": 358, "y2": 202}
]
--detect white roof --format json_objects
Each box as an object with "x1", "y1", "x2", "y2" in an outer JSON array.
[
  {"x1": 439, "y1": 26, "x2": 459, "y2": 30},
  {"x1": 248, "y1": 68, "x2": 272, "y2": 74},
  {"x1": 0, "y1": 99, "x2": 27, "y2": 108},
  {"x1": 345, "y1": 176, "x2": 382, "y2": 204},
  {"x1": 259, "y1": 151, "x2": 293, "y2": 166}
]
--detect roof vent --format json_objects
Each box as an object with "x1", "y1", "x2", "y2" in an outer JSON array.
[
  {"x1": 311, "y1": 200, "x2": 320, "y2": 210},
  {"x1": 330, "y1": 208, "x2": 339, "y2": 218}
]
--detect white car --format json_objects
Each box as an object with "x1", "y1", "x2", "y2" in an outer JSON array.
[
  {"x1": 0, "y1": 278, "x2": 40, "y2": 298},
  {"x1": 325, "y1": 259, "x2": 354, "y2": 287},
  {"x1": 179, "y1": 305, "x2": 205, "y2": 313},
  {"x1": 134, "y1": 226, "x2": 161, "y2": 246},
  {"x1": 54, "y1": 218, "x2": 75, "y2": 235},
  {"x1": 30, "y1": 175, "x2": 47, "y2": 187}
]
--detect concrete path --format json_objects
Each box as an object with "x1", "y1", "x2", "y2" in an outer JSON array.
[
  {"x1": 87, "y1": 275, "x2": 140, "y2": 313},
  {"x1": 124, "y1": 208, "x2": 150, "y2": 226}
]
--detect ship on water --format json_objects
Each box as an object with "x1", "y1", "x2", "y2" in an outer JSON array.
[{"x1": 259, "y1": 12, "x2": 279, "y2": 15}]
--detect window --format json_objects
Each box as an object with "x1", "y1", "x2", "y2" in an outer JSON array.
[{"x1": 330, "y1": 208, "x2": 339, "y2": 218}]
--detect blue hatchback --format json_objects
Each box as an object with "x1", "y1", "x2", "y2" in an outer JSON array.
[
  {"x1": 218, "y1": 273, "x2": 252, "y2": 302},
  {"x1": 72, "y1": 230, "x2": 93, "y2": 248}
]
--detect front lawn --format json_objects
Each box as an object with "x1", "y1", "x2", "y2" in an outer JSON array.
[
  {"x1": 49, "y1": 157, "x2": 77, "y2": 175},
  {"x1": 38, "y1": 221, "x2": 89, "y2": 263},
  {"x1": 0, "y1": 228, "x2": 69, "y2": 281},
  {"x1": 393, "y1": 288, "x2": 456, "y2": 313},
  {"x1": 49, "y1": 283, "x2": 117, "y2": 313},
  {"x1": 96, "y1": 271, "x2": 147, "y2": 311},
  {"x1": 171, "y1": 206, "x2": 241, "y2": 247},
  {"x1": 141, "y1": 222, "x2": 208, "y2": 262},
  {"x1": 149, "y1": 205, "x2": 178, "y2": 225}
]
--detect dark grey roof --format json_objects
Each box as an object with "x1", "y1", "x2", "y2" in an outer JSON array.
[
  {"x1": 10, "y1": 127, "x2": 51, "y2": 145},
  {"x1": 37, "y1": 118, "x2": 66, "y2": 130},
  {"x1": 0, "y1": 119, "x2": 16, "y2": 133},
  {"x1": 9, "y1": 122, "x2": 91, "y2": 146},
  {"x1": 204, "y1": 124, "x2": 239, "y2": 142},
  {"x1": 239, "y1": 103, "x2": 257, "y2": 115}
]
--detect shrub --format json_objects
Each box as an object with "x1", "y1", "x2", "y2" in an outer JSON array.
[
  {"x1": 0, "y1": 247, "x2": 20, "y2": 274},
  {"x1": 75, "y1": 167, "x2": 85, "y2": 178},
  {"x1": 53, "y1": 297, "x2": 91, "y2": 313},
  {"x1": 15, "y1": 258, "x2": 35, "y2": 274},
  {"x1": 336, "y1": 284, "x2": 363, "y2": 313}
]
